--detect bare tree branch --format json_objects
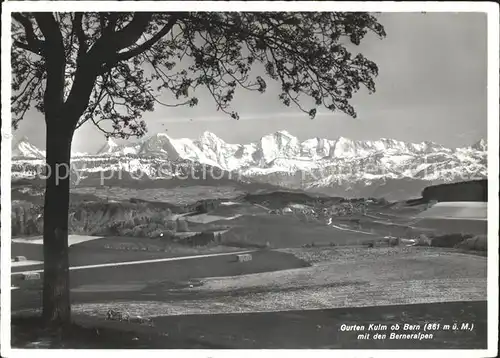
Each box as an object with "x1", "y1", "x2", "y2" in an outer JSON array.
[
  {"x1": 12, "y1": 13, "x2": 44, "y2": 55},
  {"x1": 34, "y1": 13, "x2": 65, "y2": 55},
  {"x1": 103, "y1": 13, "x2": 118, "y2": 36},
  {"x1": 89, "y1": 12, "x2": 153, "y2": 60},
  {"x1": 99, "y1": 13, "x2": 182, "y2": 75},
  {"x1": 73, "y1": 13, "x2": 87, "y2": 60},
  {"x1": 13, "y1": 40, "x2": 39, "y2": 54},
  {"x1": 117, "y1": 13, "x2": 182, "y2": 62}
]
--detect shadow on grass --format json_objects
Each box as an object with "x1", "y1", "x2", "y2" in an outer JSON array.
[
  {"x1": 11, "y1": 315, "x2": 225, "y2": 349},
  {"x1": 12, "y1": 301, "x2": 487, "y2": 349}
]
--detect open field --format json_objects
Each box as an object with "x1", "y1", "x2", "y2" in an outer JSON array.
[
  {"x1": 9, "y1": 182, "x2": 489, "y2": 349},
  {"x1": 10, "y1": 239, "x2": 247, "y2": 274},
  {"x1": 109, "y1": 300, "x2": 487, "y2": 349},
  {"x1": 11, "y1": 243, "x2": 487, "y2": 349},
  {"x1": 12, "y1": 300, "x2": 487, "y2": 349},
  {"x1": 11, "y1": 249, "x2": 309, "y2": 309},
  {"x1": 71, "y1": 186, "x2": 245, "y2": 205},
  {"x1": 215, "y1": 214, "x2": 378, "y2": 248},
  {"x1": 12, "y1": 244, "x2": 486, "y2": 317}
]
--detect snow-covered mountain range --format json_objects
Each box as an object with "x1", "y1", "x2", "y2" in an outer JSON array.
[
  {"x1": 11, "y1": 136, "x2": 90, "y2": 159},
  {"x1": 11, "y1": 131, "x2": 487, "y2": 199},
  {"x1": 11, "y1": 136, "x2": 47, "y2": 159}
]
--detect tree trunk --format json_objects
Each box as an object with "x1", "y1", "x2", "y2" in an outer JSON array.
[{"x1": 42, "y1": 120, "x2": 75, "y2": 329}]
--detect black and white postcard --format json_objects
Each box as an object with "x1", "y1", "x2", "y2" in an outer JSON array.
[{"x1": 1, "y1": 1, "x2": 498, "y2": 357}]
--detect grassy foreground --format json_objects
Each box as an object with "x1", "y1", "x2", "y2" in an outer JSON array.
[{"x1": 12, "y1": 300, "x2": 487, "y2": 349}]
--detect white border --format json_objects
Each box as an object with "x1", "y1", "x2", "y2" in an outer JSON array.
[
  {"x1": 0, "y1": 1, "x2": 498, "y2": 13},
  {"x1": 1, "y1": 0, "x2": 14, "y2": 354},
  {"x1": 1, "y1": 2, "x2": 499, "y2": 358},
  {"x1": 486, "y1": 3, "x2": 500, "y2": 358}
]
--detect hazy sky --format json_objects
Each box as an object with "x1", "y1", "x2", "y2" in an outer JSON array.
[{"x1": 14, "y1": 12, "x2": 487, "y2": 153}]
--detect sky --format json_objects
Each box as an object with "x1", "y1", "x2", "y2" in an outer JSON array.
[{"x1": 13, "y1": 12, "x2": 488, "y2": 153}]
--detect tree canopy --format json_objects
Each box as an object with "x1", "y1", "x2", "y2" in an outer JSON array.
[
  {"x1": 12, "y1": 12, "x2": 386, "y2": 139},
  {"x1": 11, "y1": 11, "x2": 385, "y2": 327}
]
